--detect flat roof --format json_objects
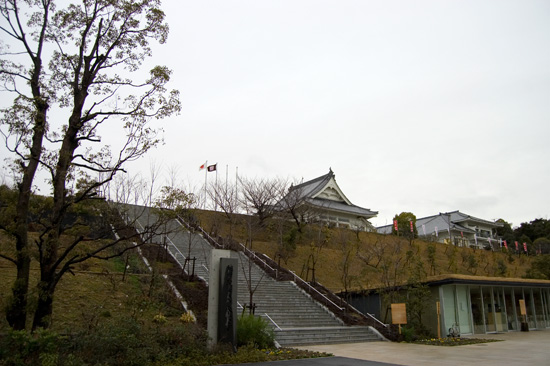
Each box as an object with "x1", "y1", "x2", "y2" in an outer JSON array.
[
  {"x1": 342, "y1": 274, "x2": 550, "y2": 295},
  {"x1": 424, "y1": 274, "x2": 550, "y2": 288}
]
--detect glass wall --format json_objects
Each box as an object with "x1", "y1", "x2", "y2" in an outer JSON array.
[
  {"x1": 456, "y1": 286, "x2": 471, "y2": 334},
  {"x1": 470, "y1": 287, "x2": 485, "y2": 333},
  {"x1": 543, "y1": 289, "x2": 550, "y2": 328},
  {"x1": 441, "y1": 285, "x2": 456, "y2": 336},
  {"x1": 493, "y1": 288, "x2": 508, "y2": 332},
  {"x1": 504, "y1": 287, "x2": 518, "y2": 331},
  {"x1": 482, "y1": 287, "x2": 496, "y2": 332},
  {"x1": 525, "y1": 289, "x2": 536, "y2": 329},
  {"x1": 437, "y1": 284, "x2": 550, "y2": 335},
  {"x1": 514, "y1": 288, "x2": 526, "y2": 329}
]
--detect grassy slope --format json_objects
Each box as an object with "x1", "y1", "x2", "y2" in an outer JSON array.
[
  {"x1": 0, "y1": 231, "x2": 185, "y2": 332},
  {"x1": 195, "y1": 210, "x2": 533, "y2": 293},
  {"x1": 0, "y1": 209, "x2": 533, "y2": 331}
]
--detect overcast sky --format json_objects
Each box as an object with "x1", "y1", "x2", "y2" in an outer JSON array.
[
  {"x1": 126, "y1": 0, "x2": 547, "y2": 228},
  {"x1": 3, "y1": 0, "x2": 548, "y2": 228}
]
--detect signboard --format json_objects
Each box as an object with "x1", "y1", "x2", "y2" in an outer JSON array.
[
  {"x1": 391, "y1": 303, "x2": 407, "y2": 325},
  {"x1": 519, "y1": 299, "x2": 527, "y2": 316},
  {"x1": 218, "y1": 257, "x2": 238, "y2": 351}
]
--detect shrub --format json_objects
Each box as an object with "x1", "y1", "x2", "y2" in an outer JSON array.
[
  {"x1": 0, "y1": 328, "x2": 61, "y2": 366},
  {"x1": 63, "y1": 316, "x2": 208, "y2": 366},
  {"x1": 400, "y1": 325, "x2": 417, "y2": 342},
  {"x1": 236, "y1": 314, "x2": 275, "y2": 349}
]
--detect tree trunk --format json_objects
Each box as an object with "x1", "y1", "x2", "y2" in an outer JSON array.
[
  {"x1": 32, "y1": 224, "x2": 62, "y2": 330},
  {"x1": 6, "y1": 103, "x2": 47, "y2": 330},
  {"x1": 31, "y1": 119, "x2": 78, "y2": 329},
  {"x1": 32, "y1": 277, "x2": 56, "y2": 330}
]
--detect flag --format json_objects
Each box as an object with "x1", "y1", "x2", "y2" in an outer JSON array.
[
  {"x1": 207, "y1": 164, "x2": 217, "y2": 172},
  {"x1": 523, "y1": 242, "x2": 528, "y2": 253},
  {"x1": 474, "y1": 233, "x2": 478, "y2": 245},
  {"x1": 409, "y1": 220, "x2": 414, "y2": 233},
  {"x1": 422, "y1": 224, "x2": 426, "y2": 236},
  {"x1": 435, "y1": 226, "x2": 438, "y2": 238},
  {"x1": 499, "y1": 238, "x2": 502, "y2": 248},
  {"x1": 199, "y1": 162, "x2": 206, "y2": 170},
  {"x1": 503, "y1": 240, "x2": 508, "y2": 250},
  {"x1": 393, "y1": 219, "x2": 398, "y2": 232},
  {"x1": 515, "y1": 241, "x2": 519, "y2": 251}
]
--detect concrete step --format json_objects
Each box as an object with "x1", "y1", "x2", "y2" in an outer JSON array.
[
  {"x1": 120, "y1": 204, "x2": 385, "y2": 347},
  {"x1": 274, "y1": 326, "x2": 382, "y2": 346}
]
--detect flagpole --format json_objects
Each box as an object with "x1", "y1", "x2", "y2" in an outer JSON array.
[
  {"x1": 235, "y1": 166, "x2": 238, "y2": 207},
  {"x1": 215, "y1": 165, "x2": 218, "y2": 212},
  {"x1": 204, "y1": 160, "x2": 208, "y2": 210}
]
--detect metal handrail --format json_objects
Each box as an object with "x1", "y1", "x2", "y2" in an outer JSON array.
[
  {"x1": 290, "y1": 271, "x2": 344, "y2": 311},
  {"x1": 238, "y1": 242, "x2": 276, "y2": 272},
  {"x1": 264, "y1": 313, "x2": 282, "y2": 331},
  {"x1": 165, "y1": 236, "x2": 188, "y2": 266},
  {"x1": 173, "y1": 213, "x2": 388, "y2": 327}
]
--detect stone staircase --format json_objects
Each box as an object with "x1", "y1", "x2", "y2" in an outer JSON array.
[
  {"x1": 118, "y1": 204, "x2": 385, "y2": 346},
  {"x1": 230, "y1": 251, "x2": 382, "y2": 346}
]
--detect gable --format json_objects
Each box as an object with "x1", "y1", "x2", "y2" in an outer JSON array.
[
  {"x1": 316, "y1": 187, "x2": 345, "y2": 202},
  {"x1": 311, "y1": 176, "x2": 353, "y2": 205}
]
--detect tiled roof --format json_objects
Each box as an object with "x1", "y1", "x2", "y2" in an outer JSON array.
[
  {"x1": 288, "y1": 169, "x2": 334, "y2": 200},
  {"x1": 283, "y1": 169, "x2": 377, "y2": 218},
  {"x1": 377, "y1": 210, "x2": 502, "y2": 234},
  {"x1": 305, "y1": 198, "x2": 378, "y2": 217}
]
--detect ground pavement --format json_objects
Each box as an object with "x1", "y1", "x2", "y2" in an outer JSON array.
[{"x1": 224, "y1": 328, "x2": 550, "y2": 366}]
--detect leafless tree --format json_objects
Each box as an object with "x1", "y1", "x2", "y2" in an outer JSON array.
[
  {"x1": 338, "y1": 229, "x2": 358, "y2": 302},
  {"x1": 238, "y1": 176, "x2": 287, "y2": 226},
  {"x1": 275, "y1": 181, "x2": 314, "y2": 233},
  {"x1": 207, "y1": 180, "x2": 240, "y2": 239}
]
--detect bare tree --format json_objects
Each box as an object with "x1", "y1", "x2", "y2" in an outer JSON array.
[
  {"x1": 275, "y1": 181, "x2": 313, "y2": 233},
  {"x1": 238, "y1": 176, "x2": 287, "y2": 226},
  {"x1": 338, "y1": 229, "x2": 358, "y2": 302},
  {"x1": 239, "y1": 212, "x2": 266, "y2": 315},
  {"x1": 207, "y1": 180, "x2": 240, "y2": 239},
  {"x1": 0, "y1": 0, "x2": 180, "y2": 330},
  {"x1": 305, "y1": 223, "x2": 330, "y2": 283}
]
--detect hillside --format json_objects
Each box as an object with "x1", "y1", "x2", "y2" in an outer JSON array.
[
  {"x1": 194, "y1": 210, "x2": 534, "y2": 293},
  {"x1": 0, "y1": 229, "x2": 205, "y2": 332}
]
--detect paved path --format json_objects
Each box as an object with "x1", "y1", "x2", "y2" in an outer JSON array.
[
  {"x1": 226, "y1": 329, "x2": 550, "y2": 366},
  {"x1": 299, "y1": 329, "x2": 550, "y2": 366},
  {"x1": 223, "y1": 357, "x2": 396, "y2": 366}
]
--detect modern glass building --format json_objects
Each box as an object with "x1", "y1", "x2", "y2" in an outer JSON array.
[
  {"x1": 434, "y1": 275, "x2": 550, "y2": 335},
  {"x1": 347, "y1": 274, "x2": 550, "y2": 336}
]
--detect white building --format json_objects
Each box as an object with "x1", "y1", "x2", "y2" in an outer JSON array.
[
  {"x1": 378, "y1": 211, "x2": 503, "y2": 249},
  {"x1": 277, "y1": 169, "x2": 378, "y2": 231}
]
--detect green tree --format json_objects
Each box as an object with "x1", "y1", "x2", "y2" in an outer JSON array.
[
  {"x1": 405, "y1": 258, "x2": 431, "y2": 338},
  {"x1": 524, "y1": 255, "x2": 550, "y2": 280},
  {"x1": 426, "y1": 243, "x2": 437, "y2": 276},
  {"x1": 533, "y1": 237, "x2": 550, "y2": 255},
  {"x1": 515, "y1": 218, "x2": 550, "y2": 243},
  {"x1": 392, "y1": 212, "x2": 417, "y2": 239},
  {"x1": 1, "y1": 0, "x2": 180, "y2": 330},
  {"x1": 495, "y1": 219, "x2": 515, "y2": 247}
]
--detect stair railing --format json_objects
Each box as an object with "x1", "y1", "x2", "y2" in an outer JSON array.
[
  {"x1": 175, "y1": 213, "x2": 388, "y2": 330},
  {"x1": 289, "y1": 271, "x2": 344, "y2": 311},
  {"x1": 163, "y1": 235, "x2": 186, "y2": 266},
  {"x1": 264, "y1": 313, "x2": 282, "y2": 331}
]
